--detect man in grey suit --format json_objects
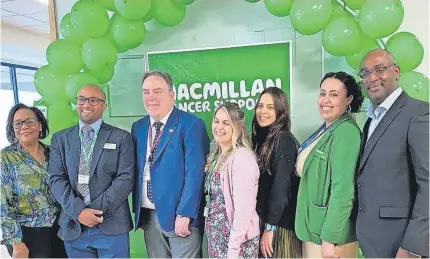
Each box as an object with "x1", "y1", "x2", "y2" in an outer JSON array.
[
  {"x1": 356, "y1": 49, "x2": 429, "y2": 258},
  {"x1": 48, "y1": 84, "x2": 135, "y2": 257}
]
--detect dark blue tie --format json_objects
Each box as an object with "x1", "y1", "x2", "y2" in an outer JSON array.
[{"x1": 147, "y1": 121, "x2": 163, "y2": 203}]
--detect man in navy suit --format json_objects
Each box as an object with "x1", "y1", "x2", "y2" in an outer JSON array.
[
  {"x1": 49, "y1": 85, "x2": 135, "y2": 257},
  {"x1": 132, "y1": 71, "x2": 209, "y2": 258}
]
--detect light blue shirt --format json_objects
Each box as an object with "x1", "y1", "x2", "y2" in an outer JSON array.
[
  {"x1": 366, "y1": 87, "x2": 403, "y2": 143},
  {"x1": 78, "y1": 119, "x2": 103, "y2": 204}
]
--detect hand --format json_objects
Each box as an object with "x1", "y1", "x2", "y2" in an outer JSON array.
[
  {"x1": 174, "y1": 216, "x2": 191, "y2": 237},
  {"x1": 321, "y1": 240, "x2": 339, "y2": 258},
  {"x1": 395, "y1": 247, "x2": 419, "y2": 258},
  {"x1": 78, "y1": 208, "x2": 103, "y2": 227},
  {"x1": 260, "y1": 230, "x2": 274, "y2": 258},
  {"x1": 12, "y1": 243, "x2": 29, "y2": 258}
]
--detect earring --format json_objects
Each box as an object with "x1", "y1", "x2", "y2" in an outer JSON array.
[{"x1": 347, "y1": 105, "x2": 352, "y2": 113}]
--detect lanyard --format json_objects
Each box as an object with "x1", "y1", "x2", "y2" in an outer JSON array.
[
  {"x1": 79, "y1": 129, "x2": 98, "y2": 163},
  {"x1": 147, "y1": 123, "x2": 164, "y2": 163},
  {"x1": 298, "y1": 124, "x2": 326, "y2": 154},
  {"x1": 204, "y1": 161, "x2": 217, "y2": 202}
]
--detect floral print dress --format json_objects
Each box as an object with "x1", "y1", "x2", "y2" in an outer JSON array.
[{"x1": 205, "y1": 171, "x2": 259, "y2": 258}]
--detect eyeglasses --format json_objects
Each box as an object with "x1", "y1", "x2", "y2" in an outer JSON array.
[
  {"x1": 12, "y1": 118, "x2": 38, "y2": 129},
  {"x1": 76, "y1": 97, "x2": 105, "y2": 106},
  {"x1": 358, "y1": 64, "x2": 397, "y2": 80}
]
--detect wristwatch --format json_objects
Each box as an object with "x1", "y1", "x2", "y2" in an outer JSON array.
[{"x1": 265, "y1": 223, "x2": 277, "y2": 231}]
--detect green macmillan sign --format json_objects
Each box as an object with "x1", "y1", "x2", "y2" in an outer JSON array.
[{"x1": 148, "y1": 42, "x2": 292, "y2": 136}]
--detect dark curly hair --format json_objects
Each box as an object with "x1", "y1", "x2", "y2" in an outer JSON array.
[
  {"x1": 6, "y1": 103, "x2": 49, "y2": 143},
  {"x1": 321, "y1": 71, "x2": 364, "y2": 113}
]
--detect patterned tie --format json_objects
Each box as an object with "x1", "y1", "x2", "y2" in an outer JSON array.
[
  {"x1": 147, "y1": 121, "x2": 163, "y2": 203},
  {"x1": 77, "y1": 125, "x2": 93, "y2": 202}
]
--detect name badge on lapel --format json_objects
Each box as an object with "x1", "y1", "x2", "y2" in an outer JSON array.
[{"x1": 103, "y1": 143, "x2": 116, "y2": 150}]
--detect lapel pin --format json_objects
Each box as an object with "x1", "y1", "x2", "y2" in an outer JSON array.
[{"x1": 169, "y1": 129, "x2": 174, "y2": 133}]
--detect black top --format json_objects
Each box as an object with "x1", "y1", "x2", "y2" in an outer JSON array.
[{"x1": 254, "y1": 128, "x2": 300, "y2": 230}]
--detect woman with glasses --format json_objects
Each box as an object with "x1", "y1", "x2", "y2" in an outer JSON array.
[
  {"x1": 295, "y1": 72, "x2": 364, "y2": 258},
  {"x1": 1, "y1": 103, "x2": 67, "y2": 258}
]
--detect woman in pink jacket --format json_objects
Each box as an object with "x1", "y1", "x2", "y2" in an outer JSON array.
[{"x1": 204, "y1": 102, "x2": 260, "y2": 258}]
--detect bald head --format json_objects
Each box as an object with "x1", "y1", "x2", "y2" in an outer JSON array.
[
  {"x1": 360, "y1": 49, "x2": 396, "y2": 69},
  {"x1": 77, "y1": 84, "x2": 106, "y2": 101},
  {"x1": 76, "y1": 84, "x2": 107, "y2": 125},
  {"x1": 359, "y1": 49, "x2": 400, "y2": 107}
]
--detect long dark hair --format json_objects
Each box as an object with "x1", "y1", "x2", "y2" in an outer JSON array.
[
  {"x1": 252, "y1": 87, "x2": 292, "y2": 171},
  {"x1": 6, "y1": 103, "x2": 49, "y2": 143}
]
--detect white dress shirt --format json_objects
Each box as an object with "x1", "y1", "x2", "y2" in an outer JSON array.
[
  {"x1": 366, "y1": 87, "x2": 403, "y2": 142},
  {"x1": 141, "y1": 107, "x2": 174, "y2": 209}
]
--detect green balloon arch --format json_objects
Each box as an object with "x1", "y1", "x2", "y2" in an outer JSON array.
[{"x1": 34, "y1": 0, "x2": 428, "y2": 257}]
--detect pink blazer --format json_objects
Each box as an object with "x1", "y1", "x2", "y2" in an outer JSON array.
[{"x1": 219, "y1": 147, "x2": 261, "y2": 258}]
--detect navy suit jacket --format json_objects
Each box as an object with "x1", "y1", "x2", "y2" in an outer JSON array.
[
  {"x1": 131, "y1": 107, "x2": 210, "y2": 232},
  {"x1": 48, "y1": 122, "x2": 135, "y2": 241}
]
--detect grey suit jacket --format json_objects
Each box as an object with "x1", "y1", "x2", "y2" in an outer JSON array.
[
  {"x1": 48, "y1": 122, "x2": 135, "y2": 241},
  {"x1": 356, "y1": 91, "x2": 429, "y2": 257}
]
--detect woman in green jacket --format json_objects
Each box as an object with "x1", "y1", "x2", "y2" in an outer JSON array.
[{"x1": 295, "y1": 72, "x2": 364, "y2": 258}]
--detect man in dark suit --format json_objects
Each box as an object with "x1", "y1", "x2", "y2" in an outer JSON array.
[
  {"x1": 356, "y1": 49, "x2": 429, "y2": 258},
  {"x1": 48, "y1": 84, "x2": 135, "y2": 257},
  {"x1": 132, "y1": 71, "x2": 209, "y2": 258}
]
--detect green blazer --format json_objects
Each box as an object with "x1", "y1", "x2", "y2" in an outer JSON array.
[{"x1": 295, "y1": 113, "x2": 361, "y2": 245}]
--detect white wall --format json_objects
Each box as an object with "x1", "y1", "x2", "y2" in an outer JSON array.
[{"x1": 0, "y1": 23, "x2": 49, "y2": 66}]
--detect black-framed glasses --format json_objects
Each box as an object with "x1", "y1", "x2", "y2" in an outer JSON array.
[
  {"x1": 76, "y1": 96, "x2": 105, "y2": 106},
  {"x1": 358, "y1": 64, "x2": 397, "y2": 80},
  {"x1": 12, "y1": 118, "x2": 38, "y2": 129}
]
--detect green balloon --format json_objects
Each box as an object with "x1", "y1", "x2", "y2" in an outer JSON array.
[
  {"x1": 322, "y1": 17, "x2": 361, "y2": 56},
  {"x1": 245, "y1": 0, "x2": 260, "y2": 3},
  {"x1": 386, "y1": 31, "x2": 414, "y2": 46},
  {"x1": 46, "y1": 39, "x2": 83, "y2": 75},
  {"x1": 154, "y1": 0, "x2": 186, "y2": 27},
  {"x1": 290, "y1": 0, "x2": 332, "y2": 35},
  {"x1": 84, "y1": 65, "x2": 115, "y2": 84},
  {"x1": 386, "y1": 32, "x2": 424, "y2": 72},
  {"x1": 359, "y1": 0, "x2": 404, "y2": 39},
  {"x1": 65, "y1": 72, "x2": 100, "y2": 103},
  {"x1": 330, "y1": 0, "x2": 349, "y2": 20},
  {"x1": 343, "y1": 0, "x2": 366, "y2": 10},
  {"x1": 48, "y1": 102, "x2": 78, "y2": 133},
  {"x1": 96, "y1": 0, "x2": 116, "y2": 11},
  {"x1": 71, "y1": 0, "x2": 109, "y2": 38},
  {"x1": 60, "y1": 13, "x2": 86, "y2": 45},
  {"x1": 82, "y1": 38, "x2": 118, "y2": 71},
  {"x1": 142, "y1": 6, "x2": 154, "y2": 22},
  {"x1": 114, "y1": 0, "x2": 152, "y2": 20},
  {"x1": 399, "y1": 71, "x2": 429, "y2": 102},
  {"x1": 264, "y1": 0, "x2": 295, "y2": 17},
  {"x1": 34, "y1": 65, "x2": 69, "y2": 103},
  {"x1": 345, "y1": 37, "x2": 378, "y2": 70},
  {"x1": 109, "y1": 13, "x2": 146, "y2": 51}
]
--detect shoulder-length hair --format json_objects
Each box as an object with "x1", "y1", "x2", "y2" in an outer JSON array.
[{"x1": 6, "y1": 103, "x2": 49, "y2": 143}]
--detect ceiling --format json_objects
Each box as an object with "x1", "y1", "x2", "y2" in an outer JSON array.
[{"x1": 1, "y1": 0, "x2": 50, "y2": 35}]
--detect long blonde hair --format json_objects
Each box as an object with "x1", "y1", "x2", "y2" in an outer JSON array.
[{"x1": 206, "y1": 102, "x2": 252, "y2": 173}]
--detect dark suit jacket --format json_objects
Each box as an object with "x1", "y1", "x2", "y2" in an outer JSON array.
[
  {"x1": 131, "y1": 107, "x2": 210, "y2": 232},
  {"x1": 356, "y1": 91, "x2": 429, "y2": 257},
  {"x1": 48, "y1": 122, "x2": 135, "y2": 241}
]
